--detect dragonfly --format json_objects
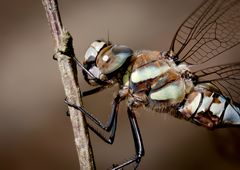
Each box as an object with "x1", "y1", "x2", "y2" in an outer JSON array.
[{"x1": 63, "y1": 0, "x2": 240, "y2": 169}]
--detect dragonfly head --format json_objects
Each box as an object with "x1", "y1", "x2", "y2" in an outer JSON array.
[{"x1": 83, "y1": 40, "x2": 133, "y2": 86}]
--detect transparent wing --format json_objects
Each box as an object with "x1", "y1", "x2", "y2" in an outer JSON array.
[
  {"x1": 194, "y1": 63, "x2": 240, "y2": 105},
  {"x1": 170, "y1": 0, "x2": 240, "y2": 65}
]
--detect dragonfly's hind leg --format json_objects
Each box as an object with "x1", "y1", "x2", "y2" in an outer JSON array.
[{"x1": 112, "y1": 107, "x2": 145, "y2": 170}]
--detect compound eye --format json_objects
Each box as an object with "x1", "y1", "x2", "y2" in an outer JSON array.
[
  {"x1": 112, "y1": 45, "x2": 133, "y2": 58},
  {"x1": 96, "y1": 45, "x2": 133, "y2": 74}
]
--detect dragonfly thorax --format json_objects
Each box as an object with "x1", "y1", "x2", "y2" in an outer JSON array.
[{"x1": 123, "y1": 50, "x2": 194, "y2": 113}]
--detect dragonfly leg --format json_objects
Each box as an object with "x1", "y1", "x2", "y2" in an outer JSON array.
[
  {"x1": 53, "y1": 53, "x2": 57, "y2": 60},
  {"x1": 65, "y1": 87, "x2": 106, "y2": 116},
  {"x1": 65, "y1": 94, "x2": 122, "y2": 143},
  {"x1": 81, "y1": 86, "x2": 106, "y2": 97},
  {"x1": 71, "y1": 55, "x2": 108, "y2": 86},
  {"x1": 112, "y1": 107, "x2": 145, "y2": 170},
  {"x1": 53, "y1": 50, "x2": 107, "y2": 85},
  {"x1": 87, "y1": 111, "x2": 118, "y2": 144}
]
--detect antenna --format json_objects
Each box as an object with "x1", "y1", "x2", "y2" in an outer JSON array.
[{"x1": 107, "y1": 29, "x2": 110, "y2": 45}]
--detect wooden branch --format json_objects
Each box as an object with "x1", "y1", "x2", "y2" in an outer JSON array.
[{"x1": 42, "y1": 0, "x2": 95, "y2": 169}]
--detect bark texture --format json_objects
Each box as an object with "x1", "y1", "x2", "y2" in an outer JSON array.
[{"x1": 42, "y1": 0, "x2": 95, "y2": 169}]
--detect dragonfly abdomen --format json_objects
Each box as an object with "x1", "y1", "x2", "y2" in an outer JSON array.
[{"x1": 179, "y1": 84, "x2": 240, "y2": 129}]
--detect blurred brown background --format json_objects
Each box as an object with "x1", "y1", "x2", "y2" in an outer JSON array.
[{"x1": 1, "y1": 0, "x2": 240, "y2": 169}]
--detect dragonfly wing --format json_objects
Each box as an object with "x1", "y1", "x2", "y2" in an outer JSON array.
[{"x1": 169, "y1": 0, "x2": 240, "y2": 65}]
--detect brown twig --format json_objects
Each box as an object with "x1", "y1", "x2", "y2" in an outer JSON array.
[{"x1": 42, "y1": 0, "x2": 95, "y2": 169}]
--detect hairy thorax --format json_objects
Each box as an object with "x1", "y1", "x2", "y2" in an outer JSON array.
[{"x1": 122, "y1": 50, "x2": 194, "y2": 114}]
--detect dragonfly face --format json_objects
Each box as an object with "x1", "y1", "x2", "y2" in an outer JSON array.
[{"x1": 83, "y1": 40, "x2": 133, "y2": 86}]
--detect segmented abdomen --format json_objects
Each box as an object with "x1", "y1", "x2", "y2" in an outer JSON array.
[{"x1": 179, "y1": 84, "x2": 240, "y2": 129}]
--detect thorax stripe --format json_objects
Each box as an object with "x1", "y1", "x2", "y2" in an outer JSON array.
[{"x1": 131, "y1": 62, "x2": 170, "y2": 83}]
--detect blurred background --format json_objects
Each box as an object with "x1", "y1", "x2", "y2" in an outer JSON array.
[{"x1": 1, "y1": 0, "x2": 240, "y2": 169}]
